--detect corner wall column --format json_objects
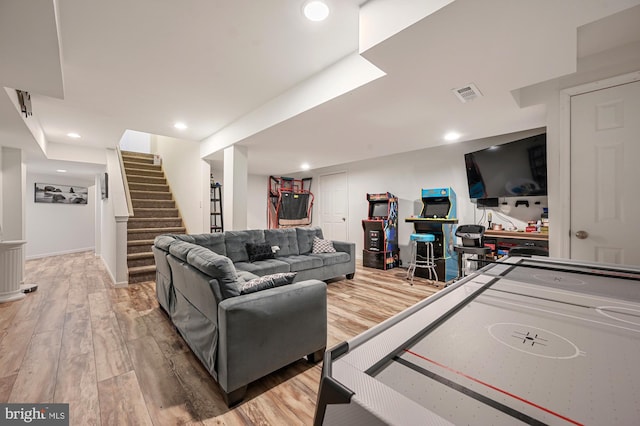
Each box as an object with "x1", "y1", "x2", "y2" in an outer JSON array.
[
  {"x1": 223, "y1": 145, "x2": 248, "y2": 230},
  {"x1": 1, "y1": 147, "x2": 27, "y2": 293}
]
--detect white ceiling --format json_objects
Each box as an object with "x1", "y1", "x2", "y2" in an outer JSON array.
[{"x1": 1, "y1": 0, "x2": 640, "y2": 177}]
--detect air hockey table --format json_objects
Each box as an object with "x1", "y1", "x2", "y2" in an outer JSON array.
[{"x1": 314, "y1": 256, "x2": 640, "y2": 425}]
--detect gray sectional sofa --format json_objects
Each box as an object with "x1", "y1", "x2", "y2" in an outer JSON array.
[{"x1": 152, "y1": 226, "x2": 355, "y2": 405}]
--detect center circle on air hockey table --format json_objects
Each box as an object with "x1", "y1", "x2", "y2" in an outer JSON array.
[
  {"x1": 533, "y1": 273, "x2": 586, "y2": 286},
  {"x1": 488, "y1": 323, "x2": 582, "y2": 359},
  {"x1": 596, "y1": 306, "x2": 640, "y2": 327}
]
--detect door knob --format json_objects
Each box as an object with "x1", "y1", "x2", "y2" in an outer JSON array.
[
  {"x1": 575, "y1": 230, "x2": 589, "y2": 239},
  {"x1": 342, "y1": 217, "x2": 346, "y2": 221}
]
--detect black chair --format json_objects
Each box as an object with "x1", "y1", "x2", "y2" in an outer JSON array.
[
  {"x1": 508, "y1": 246, "x2": 549, "y2": 257},
  {"x1": 453, "y1": 225, "x2": 491, "y2": 279}
]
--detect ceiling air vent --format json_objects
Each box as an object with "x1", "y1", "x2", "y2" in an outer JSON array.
[{"x1": 452, "y1": 83, "x2": 483, "y2": 103}]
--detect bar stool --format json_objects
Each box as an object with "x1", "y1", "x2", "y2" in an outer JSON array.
[{"x1": 406, "y1": 233, "x2": 438, "y2": 285}]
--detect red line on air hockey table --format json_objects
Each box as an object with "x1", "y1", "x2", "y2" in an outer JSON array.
[{"x1": 404, "y1": 349, "x2": 584, "y2": 426}]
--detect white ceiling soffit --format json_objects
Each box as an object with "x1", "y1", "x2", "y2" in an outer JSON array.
[
  {"x1": 359, "y1": 0, "x2": 454, "y2": 53},
  {"x1": 238, "y1": 0, "x2": 640, "y2": 176},
  {"x1": 0, "y1": 0, "x2": 64, "y2": 98},
  {"x1": 201, "y1": 52, "x2": 385, "y2": 159}
]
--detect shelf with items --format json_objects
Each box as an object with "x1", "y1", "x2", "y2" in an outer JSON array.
[
  {"x1": 483, "y1": 230, "x2": 548, "y2": 259},
  {"x1": 210, "y1": 181, "x2": 223, "y2": 233}
]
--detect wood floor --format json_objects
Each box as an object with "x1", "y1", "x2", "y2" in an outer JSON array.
[{"x1": 0, "y1": 251, "x2": 440, "y2": 425}]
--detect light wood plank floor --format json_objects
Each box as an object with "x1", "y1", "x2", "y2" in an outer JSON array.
[{"x1": 0, "y1": 251, "x2": 440, "y2": 425}]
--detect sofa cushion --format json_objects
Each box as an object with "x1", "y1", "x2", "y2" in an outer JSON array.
[
  {"x1": 310, "y1": 251, "x2": 351, "y2": 266},
  {"x1": 236, "y1": 270, "x2": 260, "y2": 282},
  {"x1": 246, "y1": 242, "x2": 275, "y2": 262},
  {"x1": 225, "y1": 230, "x2": 265, "y2": 263},
  {"x1": 188, "y1": 233, "x2": 226, "y2": 256},
  {"x1": 239, "y1": 272, "x2": 297, "y2": 295},
  {"x1": 169, "y1": 240, "x2": 196, "y2": 262},
  {"x1": 154, "y1": 234, "x2": 176, "y2": 252},
  {"x1": 186, "y1": 246, "x2": 240, "y2": 299},
  {"x1": 234, "y1": 258, "x2": 291, "y2": 276},
  {"x1": 278, "y1": 255, "x2": 323, "y2": 272},
  {"x1": 295, "y1": 226, "x2": 324, "y2": 254},
  {"x1": 312, "y1": 236, "x2": 336, "y2": 254},
  {"x1": 264, "y1": 228, "x2": 299, "y2": 257}
]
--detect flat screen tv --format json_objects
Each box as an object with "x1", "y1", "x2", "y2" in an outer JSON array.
[{"x1": 464, "y1": 133, "x2": 547, "y2": 199}]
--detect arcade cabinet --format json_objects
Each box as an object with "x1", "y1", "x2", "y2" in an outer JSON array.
[
  {"x1": 268, "y1": 176, "x2": 314, "y2": 229},
  {"x1": 405, "y1": 187, "x2": 458, "y2": 282},
  {"x1": 362, "y1": 193, "x2": 399, "y2": 270}
]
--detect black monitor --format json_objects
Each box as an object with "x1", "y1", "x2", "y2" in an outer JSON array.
[{"x1": 370, "y1": 202, "x2": 389, "y2": 218}]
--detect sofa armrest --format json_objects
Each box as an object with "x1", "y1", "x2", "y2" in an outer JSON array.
[
  {"x1": 217, "y1": 279, "x2": 327, "y2": 393},
  {"x1": 332, "y1": 240, "x2": 355, "y2": 258}
]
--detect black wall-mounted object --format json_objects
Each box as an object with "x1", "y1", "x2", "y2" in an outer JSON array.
[
  {"x1": 515, "y1": 200, "x2": 529, "y2": 208},
  {"x1": 477, "y1": 197, "x2": 499, "y2": 208},
  {"x1": 16, "y1": 90, "x2": 33, "y2": 117},
  {"x1": 464, "y1": 133, "x2": 547, "y2": 199}
]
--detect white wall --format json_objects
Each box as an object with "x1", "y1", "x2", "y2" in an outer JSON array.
[
  {"x1": 119, "y1": 130, "x2": 151, "y2": 153},
  {"x1": 26, "y1": 172, "x2": 96, "y2": 259},
  {"x1": 0, "y1": 148, "x2": 3, "y2": 238},
  {"x1": 2, "y1": 147, "x2": 26, "y2": 241},
  {"x1": 151, "y1": 135, "x2": 208, "y2": 234},
  {"x1": 247, "y1": 174, "x2": 268, "y2": 229},
  {"x1": 281, "y1": 128, "x2": 546, "y2": 265}
]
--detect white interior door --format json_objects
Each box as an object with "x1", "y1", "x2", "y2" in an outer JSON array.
[
  {"x1": 570, "y1": 79, "x2": 640, "y2": 266},
  {"x1": 319, "y1": 172, "x2": 348, "y2": 241}
]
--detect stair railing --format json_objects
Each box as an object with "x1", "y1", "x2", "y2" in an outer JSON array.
[{"x1": 117, "y1": 147, "x2": 134, "y2": 217}]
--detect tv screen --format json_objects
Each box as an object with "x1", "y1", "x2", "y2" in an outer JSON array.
[
  {"x1": 464, "y1": 133, "x2": 547, "y2": 199},
  {"x1": 370, "y1": 202, "x2": 388, "y2": 218}
]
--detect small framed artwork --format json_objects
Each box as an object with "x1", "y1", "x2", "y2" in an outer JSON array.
[
  {"x1": 101, "y1": 172, "x2": 109, "y2": 199},
  {"x1": 34, "y1": 183, "x2": 88, "y2": 204}
]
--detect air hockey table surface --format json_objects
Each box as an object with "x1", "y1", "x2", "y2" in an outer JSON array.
[{"x1": 314, "y1": 256, "x2": 640, "y2": 426}]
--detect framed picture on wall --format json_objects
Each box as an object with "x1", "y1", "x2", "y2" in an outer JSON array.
[
  {"x1": 34, "y1": 183, "x2": 88, "y2": 204},
  {"x1": 101, "y1": 172, "x2": 109, "y2": 199}
]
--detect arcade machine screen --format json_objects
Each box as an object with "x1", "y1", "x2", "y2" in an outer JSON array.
[{"x1": 370, "y1": 202, "x2": 389, "y2": 219}]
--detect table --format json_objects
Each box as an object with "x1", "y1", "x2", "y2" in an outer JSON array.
[{"x1": 314, "y1": 256, "x2": 640, "y2": 425}]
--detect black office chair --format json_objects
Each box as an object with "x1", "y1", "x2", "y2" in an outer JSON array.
[
  {"x1": 508, "y1": 246, "x2": 549, "y2": 257},
  {"x1": 453, "y1": 225, "x2": 491, "y2": 279}
]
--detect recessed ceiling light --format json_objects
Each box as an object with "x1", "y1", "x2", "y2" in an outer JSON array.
[
  {"x1": 67, "y1": 132, "x2": 81, "y2": 139},
  {"x1": 444, "y1": 131, "x2": 461, "y2": 142},
  {"x1": 301, "y1": 163, "x2": 311, "y2": 170},
  {"x1": 174, "y1": 122, "x2": 188, "y2": 130},
  {"x1": 56, "y1": 169, "x2": 67, "y2": 173},
  {"x1": 303, "y1": 1, "x2": 329, "y2": 22}
]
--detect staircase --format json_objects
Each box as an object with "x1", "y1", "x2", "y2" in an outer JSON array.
[{"x1": 122, "y1": 151, "x2": 185, "y2": 283}]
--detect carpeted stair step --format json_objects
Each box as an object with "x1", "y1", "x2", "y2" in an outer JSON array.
[
  {"x1": 129, "y1": 190, "x2": 173, "y2": 200},
  {"x1": 127, "y1": 239, "x2": 155, "y2": 254},
  {"x1": 133, "y1": 208, "x2": 179, "y2": 218},
  {"x1": 123, "y1": 161, "x2": 162, "y2": 171},
  {"x1": 128, "y1": 265, "x2": 156, "y2": 284},
  {"x1": 122, "y1": 151, "x2": 156, "y2": 163},
  {"x1": 127, "y1": 174, "x2": 166, "y2": 185},
  {"x1": 128, "y1": 182, "x2": 170, "y2": 192},
  {"x1": 127, "y1": 252, "x2": 155, "y2": 268},
  {"x1": 131, "y1": 199, "x2": 176, "y2": 209},
  {"x1": 124, "y1": 167, "x2": 164, "y2": 178},
  {"x1": 128, "y1": 217, "x2": 183, "y2": 228},
  {"x1": 128, "y1": 226, "x2": 186, "y2": 241}
]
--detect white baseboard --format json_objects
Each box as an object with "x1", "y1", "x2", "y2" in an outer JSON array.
[{"x1": 26, "y1": 246, "x2": 96, "y2": 260}]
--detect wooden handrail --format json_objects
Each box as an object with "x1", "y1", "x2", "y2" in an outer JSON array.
[{"x1": 117, "y1": 147, "x2": 134, "y2": 217}]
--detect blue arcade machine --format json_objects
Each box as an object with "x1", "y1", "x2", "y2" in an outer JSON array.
[{"x1": 405, "y1": 187, "x2": 458, "y2": 282}]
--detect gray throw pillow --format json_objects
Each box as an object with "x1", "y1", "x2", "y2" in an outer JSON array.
[{"x1": 239, "y1": 272, "x2": 297, "y2": 295}]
